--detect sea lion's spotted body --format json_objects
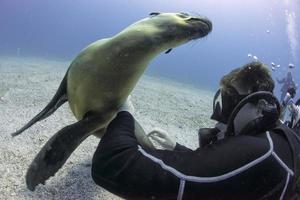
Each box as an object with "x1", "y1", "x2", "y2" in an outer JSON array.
[{"x1": 12, "y1": 12, "x2": 212, "y2": 190}]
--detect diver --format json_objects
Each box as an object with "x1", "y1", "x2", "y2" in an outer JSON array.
[
  {"x1": 91, "y1": 62, "x2": 300, "y2": 200},
  {"x1": 276, "y1": 71, "x2": 297, "y2": 103},
  {"x1": 291, "y1": 99, "x2": 300, "y2": 133},
  {"x1": 281, "y1": 87, "x2": 297, "y2": 126},
  {"x1": 282, "y1": 95, "x2": 300, "y2": 134},
  {"x1": 282, "y1": 87, "x2": 296, "y2": 107}
]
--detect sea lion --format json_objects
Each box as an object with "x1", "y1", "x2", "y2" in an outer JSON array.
[{"x1": 11, "y1": 12, "x2": 212, "y2": 190}]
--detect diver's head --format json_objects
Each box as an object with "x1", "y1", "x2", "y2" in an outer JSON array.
[
  {"x1": 211, "y1": 61, "x2": 275, "y2": 124},
  {"x1": 211, "y1": 62, "x2": 281, "y2": 138},
  {"x1": 200, "y1": 62, "x2": 280, "y2": 145}
]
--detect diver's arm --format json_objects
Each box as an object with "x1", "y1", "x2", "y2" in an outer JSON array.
[
  {"x1": 92, "y1": 112, "x2": 277, "y2": 199},
  {"x1": 92, "y1": 111, "x2": 181, "y2": 199}
]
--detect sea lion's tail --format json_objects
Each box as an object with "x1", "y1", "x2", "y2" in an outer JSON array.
[{"x1": 11, "y1": 72, "x2": 68, "y2": 137}]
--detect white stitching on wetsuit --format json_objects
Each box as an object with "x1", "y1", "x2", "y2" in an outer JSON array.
[
  {"x1": 280, "y1": 173, "x2": 290, "y2": 200},
  {"x1": 137, "y1": 132, "x2": 295, "y2": 199},
  {"x1": 177, "y1": 179, "x2": 185, "y2": 200},
  {"x1": 272, "y1": 152, "x2": 294, "y2": 176},
  {"x1": 138, "y1": 132, "x2": 273, "y2": 183}
]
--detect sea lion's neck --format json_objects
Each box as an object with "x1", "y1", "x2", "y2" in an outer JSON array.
[{"x1": 110, "y1": 29, "x2": 173, "y2": 59}]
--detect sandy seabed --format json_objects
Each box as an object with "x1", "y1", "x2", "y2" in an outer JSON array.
[{"x1": 0, "y1": 56, "x2": 215, "y2": 200}]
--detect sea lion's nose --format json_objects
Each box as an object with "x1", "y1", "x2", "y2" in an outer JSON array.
[
  {"x1": 188, "y1": 16, "x2": 212, "y2": 32},
  {"x1": 202, "y1": 18, "x2": 212, "y2": 32}
]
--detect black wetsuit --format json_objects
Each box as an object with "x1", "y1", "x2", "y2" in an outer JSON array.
[{"x1": 92, "y1": 111, "x2": 300, "y2": 200}]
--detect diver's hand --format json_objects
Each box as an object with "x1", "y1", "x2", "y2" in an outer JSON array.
[
  {"x1": 147, "y1": 128, "x2": 176, "y2": 150},
  {"x1": 118, "y1": 95, "x2": 135, "y2": 113}
]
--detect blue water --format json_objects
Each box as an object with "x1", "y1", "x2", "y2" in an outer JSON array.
[{"x1": 0, "y1": 0, "x2": 299, "y2": 99}]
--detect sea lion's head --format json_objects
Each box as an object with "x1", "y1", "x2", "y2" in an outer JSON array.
[
  {"x1": 148, "y1": 12, "x2": 212, "y2": 39},
  {"x1": 116, "y1": 12, "x2": 212, "y2": 53}
]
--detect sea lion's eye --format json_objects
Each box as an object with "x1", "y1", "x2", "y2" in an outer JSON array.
[{"x1": 149, "y1": 12, "x2": 160, "y2": 17}]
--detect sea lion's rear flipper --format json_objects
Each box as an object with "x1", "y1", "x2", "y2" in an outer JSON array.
[
  {"x1": 12, "y1": 72, "x2": 68, "y2": 137},
  {"x1": 26, "y1": 113, "x2": 105, "y2": 191}
]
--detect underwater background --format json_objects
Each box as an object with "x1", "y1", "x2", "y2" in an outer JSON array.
[
  {"x1": 0, "y1": 1, "x2": 300, "y2": 199},
  {"x1": 1, "y1": 0, "x2": 299, "y2": 99}
]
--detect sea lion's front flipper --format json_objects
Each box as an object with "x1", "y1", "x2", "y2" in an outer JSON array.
[
  {"x1": 134, "y1": 119, "x2": 155, "y2": 149},
  {"x1": 92, "y1": 118, "x2": 155, "y2": 149},
  {"x1": 26, "y1": 113, "x2": 106, "y2": 191}
]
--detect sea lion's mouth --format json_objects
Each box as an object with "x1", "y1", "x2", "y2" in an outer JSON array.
[
  {"x1": 189, "y1": 18, "x2": 212, "y2": 40},
  {"x1": 201, "y1": 18, "x2": 213, "y2": 33}
]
